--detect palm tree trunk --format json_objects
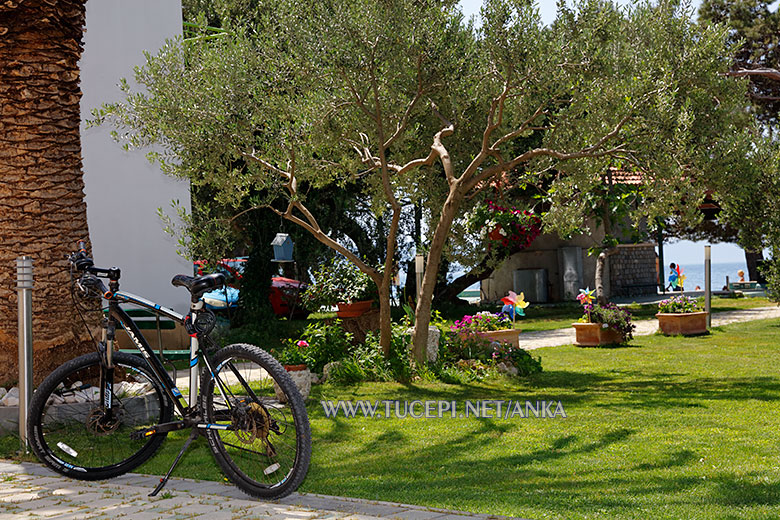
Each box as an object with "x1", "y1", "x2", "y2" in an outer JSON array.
[{"x1": 0, "y1": 0, "x2": 97, "y2": 385}]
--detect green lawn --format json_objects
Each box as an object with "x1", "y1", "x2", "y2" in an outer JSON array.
[
  {"x1": 496, "y1": 295, "x2": 774, "y2": 332},
  {"x1": 305, "y1": 321, "x2": 780, "y2": 519},
  {"x1": 4, "y1": 317, "x2": 779, "y2": 519}
]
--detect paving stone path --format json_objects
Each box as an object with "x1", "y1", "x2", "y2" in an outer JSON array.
[
  {"x1": 0, "y1": 461, "x2": 519, "y2": 520},
  {"x1": 518, "y1": 305, "x2": 780, "y2": 350}
]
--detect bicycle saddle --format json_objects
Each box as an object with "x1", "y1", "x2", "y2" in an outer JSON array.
[{"x1": 171, "y1": 273, "x2": 226, "y2": 300}]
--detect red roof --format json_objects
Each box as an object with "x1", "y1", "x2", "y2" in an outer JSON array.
[{"x1": 605, "y1": 167, "x2": 643, "y2": 185}]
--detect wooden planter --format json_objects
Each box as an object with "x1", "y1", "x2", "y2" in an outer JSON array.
[
  {"x1": 656, "y1": 311, "x2": 708, "y2": 336},
  {"x1": 336, "y1": 300, "x2": 373, "y2": 318},
  {"x1": 478, "y1": 328, "x2": 521, "y2": 348},
  {"x1": 573, "y1": 322, "x2": 625, "y2": 346}
]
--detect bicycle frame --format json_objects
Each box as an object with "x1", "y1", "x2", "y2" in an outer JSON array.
[{"x1": 104, "y1": 290, "x2": 223, "y2": 418}]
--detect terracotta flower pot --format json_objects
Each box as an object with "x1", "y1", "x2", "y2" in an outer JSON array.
[
  {"x1": 478, "y1": 328, "x2": 521, "y2": 348},
  {"x1": 656, "y1": 311, "x2": 708, "y2": 336},
  {"x1": 573, "y1": 322, "x2": 625, "y2": 346},
  {"x1": 336, "y1": 300, "x2": 373, "y2": 318}
]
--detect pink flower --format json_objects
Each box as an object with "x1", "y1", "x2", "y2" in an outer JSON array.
[{"x1": 296, "y1": 340, "x2": 309, "y2": 348}]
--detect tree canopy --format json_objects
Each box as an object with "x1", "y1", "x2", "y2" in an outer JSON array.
[
  {"x1": 700, "y1": 0, "x2": 780, "y2": 130},
  {"x1": 96, "y1": 0, "x2": 756, "y2": 358}
]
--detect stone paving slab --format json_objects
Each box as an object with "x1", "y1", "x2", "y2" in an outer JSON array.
[
  {"x1": 0, "y1": 461, "x2": 523, "y2": 520},
  {"x1": 518, "y1": 305, "x2": 780, "y2": 350}
]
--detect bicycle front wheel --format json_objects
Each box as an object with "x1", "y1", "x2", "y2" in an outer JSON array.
[
  {"x1": 28, "y1": 351, "x2": 173, "y2": 480},
  {"x1": 201, "y1": 343, "x2": 311, "y2": 499}
]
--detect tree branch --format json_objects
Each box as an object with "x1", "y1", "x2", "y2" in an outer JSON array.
[
  {"x1": 383, "y1": 54, "x2": 425, "y2": 149},
  {"x1": 726, "y1": 68, "x2": 780, "y2": 82}
]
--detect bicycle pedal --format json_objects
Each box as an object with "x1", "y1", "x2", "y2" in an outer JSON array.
[{"x1": 130, "y1": 427, "x2": 157, "y2": 441}]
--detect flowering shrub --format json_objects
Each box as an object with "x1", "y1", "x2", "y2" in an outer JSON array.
[
  {"x1": 579, "y1": 302, "x2": 635, "y2": 341},
  {"x1": 469, "y1": 200, "x2": 542, "y2": 249},
  {"x1": 491, "y1": 342, "x2": 542, "y2": 376},
  {"x1": 451, "y1": 311, "x2": 512, "y2": 333},
  {"x1": 296, "y1": 320, "x2": 353, "y2": 372},
  {"x1": 275, "y1": 339, "x2": 311, "y2": 366},
  {"x1": 658, "y1": 295, "x2": 703, "y2": 314}
]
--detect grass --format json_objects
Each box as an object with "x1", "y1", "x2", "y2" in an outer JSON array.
[
  {"x1": 4, "y1": 316, "x2": 779, "y2": 518},
  {"x1": 442, "y1": 295, "x2": 774, "y2": 333}
]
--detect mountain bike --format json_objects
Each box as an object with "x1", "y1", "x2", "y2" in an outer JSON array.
[{"x1": 27, "y1": 243, "x2": 311, "y2": 499}]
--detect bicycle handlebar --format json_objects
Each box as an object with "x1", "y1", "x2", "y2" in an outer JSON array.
[{"x1": 67, "y1": 242, "x2": 121, "y2": 298}]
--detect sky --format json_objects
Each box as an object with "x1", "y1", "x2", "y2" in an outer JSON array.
[
  {"x1": 456, "y1": 0, "x2": 753, "y2": 265},
  {"x1": 458, "y1": 0, "x2": 703, "y2": 24}
]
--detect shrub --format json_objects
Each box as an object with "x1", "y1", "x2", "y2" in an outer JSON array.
[
  {"x1": 296, "y1": 320, "x2": 353, "y2": 373},
  {"x1": 451, "y1": 311, "x2": 512, "y2": 333},
  {"x1": 275, "y1": 339, "x2": 312, "y2": 366},
  {"x1": 658, "y1": 295, "x2": 703, "y2": 314},
  {"x1": 491, "y1": 342, "x2": 542, "y2": 376},
  {"x1": 327, "y1": 358, "x2": 366, "y2": 384},
  {"x1": 440, "y1": 330, "x2": 493, "y2": 363},
  {"x1": 302, "y1": 257, "x2": 375, "y2": 310}
]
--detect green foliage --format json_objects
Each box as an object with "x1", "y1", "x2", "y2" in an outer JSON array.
[
  {"x1": 658, "y1": 295, "x2": 704, "y2": 314},
  {"x1": 324, "y1": 322, "x2": 415, "y2": 384},
  {"x1": 490, "y1": 342, "x2": 542, "y2": 376},
  {"x1": 274, "y1": 339, "x2": 312, "y2": 366},
  {"x1": 435, "y1": 359, "x2": 497, "y2": 384},
  {"x1": 295, "y1": 319, "x2": 353, "y2": 373},
  {"x1": 700, "y1": 0, "x2": 780, "y2": 128},
  {"x1": 326, "y1": 358, "x2": 366, "y2": 385},
  {"x1": 450, "y1": 311, "x2": 512, "y2": 333},
  {"x1": 580, "y1": 302, "x2": 636, "y2": 341},
  {"x1": 362, "y1": 324, "x2": 415, "y2": 383},
  {"x1": 95, "y1": 0, "x2": 758, "y2": 354},
  {"x1": 302, "y1": 257, "x2": 375, "y2": 310}
]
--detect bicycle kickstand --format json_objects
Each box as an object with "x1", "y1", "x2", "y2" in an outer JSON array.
[{"x1": 149, "y1": 428, "x2": 200, "y2": 497}]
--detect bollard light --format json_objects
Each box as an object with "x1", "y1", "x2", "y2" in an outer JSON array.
[
  {"x1": 16, "y1": 257, "x2": 33, "y2": 451},
  {"x1": 704, "y1": 246, "x2": 711, "y2": 329},
  {"x1": 415, "y1": 254, "x2": 424, "y2": 300}
]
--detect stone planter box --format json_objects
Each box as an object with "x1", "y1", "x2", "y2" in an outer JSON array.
[
  {"x1": 656, "y1": 311, "x2": 708, "y2": 336},
  {"x1": 478, "y1": 328, "x2": 521, "y2": 349},
  {"x1": 336, "y1": 300, "x2": 372, "y2": 318},
  {"x1": 275, "y1": 365, "x2": 311, "y2": 403},
  {"x1": 572, "y1": 322, "x2": 625, "y2": 346}
]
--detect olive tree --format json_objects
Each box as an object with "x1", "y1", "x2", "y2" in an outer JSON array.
[{"x1": 98, "y1": 0, "x2": 753, "y2": 361}]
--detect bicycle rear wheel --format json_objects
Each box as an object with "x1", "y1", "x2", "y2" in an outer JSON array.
[
  {"x1": 201, "y1": 343, "x2": 311, "y2": 499},
  {"x1": 28, "y1": 351, "x2": 173, "y2": 480}
]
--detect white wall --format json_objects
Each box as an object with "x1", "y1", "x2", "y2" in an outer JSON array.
[{"x1": 80, "y1": 0, "x2": 191, "y2": 313}]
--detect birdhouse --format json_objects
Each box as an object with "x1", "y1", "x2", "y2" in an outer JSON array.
[{"x1": 271, "y1": 233, "x2": 294, "y2": 262}]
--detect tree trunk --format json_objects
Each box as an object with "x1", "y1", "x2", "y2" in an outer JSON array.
[
  {"x1": 379, "y1": 276, "x2": 392, "y2": 357},
  {"x1": 745, "y1": 249, "x2": 764, "y2": 282},
  {"x1": 0, "y1": 0, "x2": 97, "y2": 385},
  {"x1": 594, "y1": 248, "x2": 620, "y2": 305},
  {"x1": 412, "y1": 188, "x2": 462, "y2": 363}
]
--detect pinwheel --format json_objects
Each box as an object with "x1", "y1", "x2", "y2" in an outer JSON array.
[
  {"x1": 501, "y1": 291, "x2": 530, "y2": 322},
  {"x1": 576, "y1": 287, "x2": 595, "y2": 305},
  {"x1": 576, "y1": 287, "x2": 595, "y2": 322},
  {"x1": 676, "y1": 266, "x2": 686, "y2": 290}
]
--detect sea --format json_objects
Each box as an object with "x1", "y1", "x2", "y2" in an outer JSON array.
[
  {"x1": 668, "y1": 261, "x2": 749, "y2": 292},
  {"x1": 457, "y1": 261, "x2": 750, "y2": 301}
]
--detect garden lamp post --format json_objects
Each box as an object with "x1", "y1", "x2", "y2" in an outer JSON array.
[
  {"x1": 415, "y1": 253, "x2": 424, "y2": 301},
  {"x1": 705, "y1": 245, "x2": 711, "y2": 328}
]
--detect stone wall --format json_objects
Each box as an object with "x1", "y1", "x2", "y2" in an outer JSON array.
[{"x1": 608, "y1": 243, "x2": 658, "y2": 297}]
